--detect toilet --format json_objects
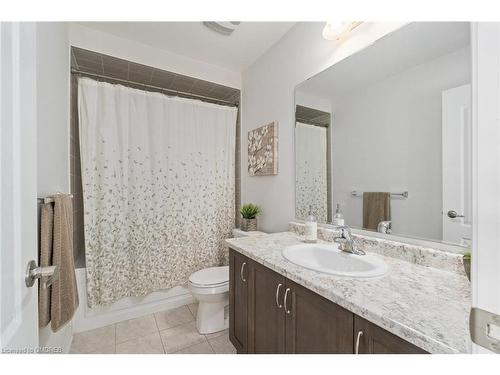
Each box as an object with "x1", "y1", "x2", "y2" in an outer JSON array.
[{"x1": 188, "y1": 266, "x2": 229, "y2": 334}]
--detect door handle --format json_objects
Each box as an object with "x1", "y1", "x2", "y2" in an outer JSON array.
[
  {"x1": 283, "y1": 288, "x2": 291, "y2": 314},
  {"x1": 275, "y1": 283, "x2": 283, "y2": 309},
  {"x1": 447, "y1": 210, "x2": 465, "y2": 219},
  {"x1": 240, "y1": 262, "x2": 247, "y2": 282},
  {"x1": 25, "y1": 259, "x2": 59, "y2": 288},
  {"x1": 355, "y1": 330, "x2": 364, "y2": 354}
]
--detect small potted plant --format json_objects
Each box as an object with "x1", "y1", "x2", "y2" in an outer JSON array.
[
  {"x1": 463, "y1": 252, "x2": 471, "y2": 281},
  {"x1": 240, "y1": 203, "x2": 261, "y2": 232}
]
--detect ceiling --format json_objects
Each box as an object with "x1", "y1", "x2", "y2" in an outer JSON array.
[
  {"x1": 297, "y1": 22, "x2": 471, "y2": 99},
  {"x1": 78, "y1": 22, "x2": 296, "y2": 72}
]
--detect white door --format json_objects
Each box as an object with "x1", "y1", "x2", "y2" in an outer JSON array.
[
  {"x1": 470, "y1": 22, "x2": 500, "y2": 354},
  {"x1": 0, "y1": 22, "x2": 39, "y2": 353},
  {"x1": 442, "y1": 84, "x2": 472, "y2": 246}
]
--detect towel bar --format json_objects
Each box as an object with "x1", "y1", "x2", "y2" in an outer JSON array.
[
  {"x1": 37, "y1": 194, "x2": 74, "y2": 204},
  {"x1": 350, "y1": 190, "x2": 409, "y2": 198}
]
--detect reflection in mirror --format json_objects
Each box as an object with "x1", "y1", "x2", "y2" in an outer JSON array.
[
  {"x1": 294, "y1": 22, "x2": 471, "y2": 247},
  {"x1": 295, "y1": 105, "x2": 331, "y2": 223}
]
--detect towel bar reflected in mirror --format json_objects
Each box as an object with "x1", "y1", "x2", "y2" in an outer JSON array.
[{"x1": 350, "y1": 191, "x2": 409, "y2": 199}]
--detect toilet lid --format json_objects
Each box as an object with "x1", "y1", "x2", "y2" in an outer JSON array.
[{"x1": 189, "y1": 266, "x2": 229, "y2": 286}]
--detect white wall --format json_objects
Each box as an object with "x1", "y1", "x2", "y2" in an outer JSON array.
[
  {"x1": 69, "y1": 24, "x2": 241, "y2": 89},
  {"x1": 241, "y1": 22, "x2": 406, "y2": 233},
  {"x1": 36, "y1": 22, "x2": 73, "y2": 352},
  {"x1": 37, "y1": 22, "x2": 70, "y2": 197},
  {"x1": 331, "y1": 48, "x2": 471, "y2": 240}
]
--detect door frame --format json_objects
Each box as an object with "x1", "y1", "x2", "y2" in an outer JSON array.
[{"x1": 471, "y1": 22, "x2": 500, "y2": 353}]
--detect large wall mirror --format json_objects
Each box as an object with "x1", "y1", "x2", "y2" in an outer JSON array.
[{"x1": 294, "y1": 22, "x2": 472, "y2": 247}]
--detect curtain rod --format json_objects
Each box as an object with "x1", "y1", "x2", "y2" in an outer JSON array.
[
  {"x1": 71, "y1": 69, "x2": 239, "y2": 107},
  {"x1": 295, "y1": 119, "x2": 330, "y2": 128}
]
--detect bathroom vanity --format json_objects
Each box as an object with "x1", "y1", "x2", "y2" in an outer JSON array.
[{"x1": 226, "y1": 230, "x2": 471, "y2": 354}]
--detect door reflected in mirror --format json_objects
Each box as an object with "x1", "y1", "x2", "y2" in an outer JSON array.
[{"x1": 294, "y1": 22, "x2": 472, "y2": 247}]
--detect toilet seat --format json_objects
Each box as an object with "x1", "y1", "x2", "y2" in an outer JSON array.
[{"x1": 189, "y1": 266, "x2": 229, "y2": 287}]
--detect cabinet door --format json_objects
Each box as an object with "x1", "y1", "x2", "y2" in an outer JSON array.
[
  {"x1": 284, "y1": 279, "x2": 354, "y2": 353},
  {"x1": 248, "y1": 260, "x2": 286, "y2": 353},
  {"x1": 354, "y1": 316, "x2": 427, "y2": 354},
  {"x1": 229, "y1": 249, "x2": 248, "y2": 353}
]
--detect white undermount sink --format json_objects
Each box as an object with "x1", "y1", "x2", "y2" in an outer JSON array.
[{"x1": 282, "y1": 243, "x2": 388, "y2": 278}]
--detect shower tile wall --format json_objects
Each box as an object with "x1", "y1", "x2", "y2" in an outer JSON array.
[
  {"x1": 70, "y1": 75, "x2": 86, "y2": 268},
  {"x1": 70, "y1": 47, "x2": 242, "y2": 266}
]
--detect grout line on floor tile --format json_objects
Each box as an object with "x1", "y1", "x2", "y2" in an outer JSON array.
[
  {"x1": 153, "y1": 313, "x2": 166, "y2": 354},
  {"x1": 188, "y1": 303, "x2": 197, "y2": 318},
  {"x1": 158, "y1": 328, "x2": 169, "y2": 354},
  {"x1": 206, "y1": 336, "x2": 216, "y2": 353},
  {"x1": 152, "y1": 313, "x2": 160, "y2": 332}
]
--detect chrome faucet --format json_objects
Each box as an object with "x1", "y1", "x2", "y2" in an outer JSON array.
[
  {"x1": 377, "y1": 220, "x2": 392, "y2": 234},
  {"x1": 333, "y1": 226, "x2": 365, "y2": 255}
]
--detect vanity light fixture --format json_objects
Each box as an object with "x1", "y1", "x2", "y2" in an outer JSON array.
[
  {"x1": 322, "y1": 21, "x2": 363, "y2": 42},
  {"x1": 203, "y1": 21, "x2": 241, "y2": 36}
]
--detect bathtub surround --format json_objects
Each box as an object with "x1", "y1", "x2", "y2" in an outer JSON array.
[
  {"x1": 226, "y1": 231, "x2": 471, "y2": 353},
  {"x1": 72, "y1": 267, "x2": 194, "y2": 333},
  {"x1": 78, "y1": 78, "x2": 237, "y2": 307}
]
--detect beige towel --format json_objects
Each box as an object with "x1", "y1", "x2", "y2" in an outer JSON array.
[
  {"x1": 363, "y1": 192, "x2": 391, "y2": 231},
  {"x1": 50, "y1": 195, "x2": 79, "y2": 332},
  {"x1": 38, "y1": 203, "x2": 54, "y2": 328}
]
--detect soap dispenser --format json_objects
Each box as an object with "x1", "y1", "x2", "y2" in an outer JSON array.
[
  {"x1": 304, "y1": 205, "x2": 317, "y2": 243},
  {"x1": 332, "y1": 203, "x2": 345, "y2": 226}
]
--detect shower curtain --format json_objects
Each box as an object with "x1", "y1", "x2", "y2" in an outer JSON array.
[
  {"x1": 295, "y1": 122, "x2": 328, "y2": 223},
  {"x1": 78, "y1": 77, "x2": 237, "y2": 307}
]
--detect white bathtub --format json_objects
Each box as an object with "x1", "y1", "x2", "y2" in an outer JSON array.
[{"x1": 72, "y1": 268, "x2": 194, "y2": 333}]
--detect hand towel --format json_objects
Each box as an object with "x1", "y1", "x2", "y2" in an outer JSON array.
[
  {"x1": 38, "y1": 203, "x2": 54, "y2": 328},
  {"x1": 50, "y1": 194, "x2": 79, "y2": 332},
  {"x1": 362, "y1": 192, "x2": 391, "y2": 231}
]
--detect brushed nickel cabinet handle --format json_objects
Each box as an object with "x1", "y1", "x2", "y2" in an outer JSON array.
[
  {"x1": 240, "y1": 262, "x2": 247, "y2": 282},
  {"x1": 355, "y1": 330, "x2": 364, "y2": 354},
  {"x1": 283, "y1": 288, "x2": 291, "y2": 314},
  {"x1": 275, "y1": 283, "x2": 283, "y2": 309}
]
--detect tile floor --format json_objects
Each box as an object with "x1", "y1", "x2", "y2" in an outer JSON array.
[{"x1": 70, "y1": 303, "x2": 236, "y2": 354}]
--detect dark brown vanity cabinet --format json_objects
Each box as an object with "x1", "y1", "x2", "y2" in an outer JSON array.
[
  {"x1": 229, "y1": 248, "x2": 427, "y2": 354},
  {"x1": 353, "y1": 316, "x2": 426, "y2": 354},
  {"x1": 247, "y1": 260, "x2": 286, "y2": 353},
  {"x1": 284, "y1": 279, "x2": 354, "y2": 353},
  {"x1": 229, "y1": 249, "x2": 354, "y2": 354},
  {"x1": 229, "y1": 249, "x2": 248, "y2": 353}
]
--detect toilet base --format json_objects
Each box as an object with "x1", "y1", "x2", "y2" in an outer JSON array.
[{"x1": 196, "y1": 299, "x2": 228, "y2": 334}]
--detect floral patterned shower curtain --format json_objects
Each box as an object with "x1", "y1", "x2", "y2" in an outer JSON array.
[{"x1": 78, "y1": 77, "x2": 237, "y2": 307}]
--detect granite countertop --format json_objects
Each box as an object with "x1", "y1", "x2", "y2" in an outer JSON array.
[{"x1": 225, "y1": 232, "x2": 471, "y2": 354}]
